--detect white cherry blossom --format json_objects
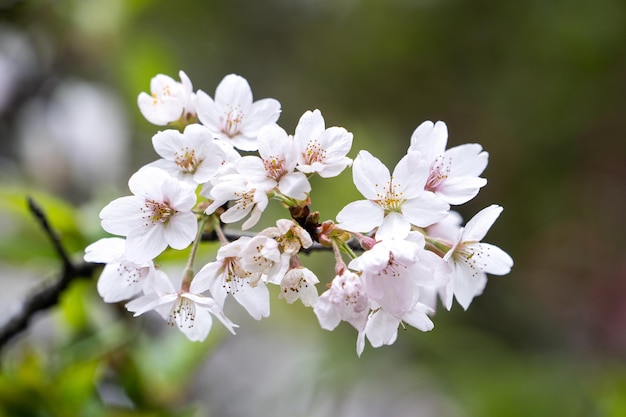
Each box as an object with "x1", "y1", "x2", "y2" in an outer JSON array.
[
  {"x1": 137, "y1": 70, "x2": 195, "y2": 126},
  {"x1": 99, "y1": 167, "x2": 198, "y2": 263},
  {"x1": 314, "y1": 269, "x2": 370, "y2": 332},
  {"x1": 408, "y1": 120, "x2": 488, "y2": 205},
  {"x1": 194, "y1": 237, "x2": 270, "y2": 320},
  {"x1": 148, "y1": 124, "x2": 240, "y2": 185},
  {"x1": 349, "y1": 238, "x2": 437, "y2": 318},
  {"x1": 279, "y1": 266, "x2": 319, "y2": 306},
  {"x1": 336, "y1": 150, "x2": 449, "y2": 241},
  {"x1": 255, "y1": 124, "x2": 311, "y2": 200},
  {"x1": 195, "y1": 74, "x2": 281, "y2": 151},
  {"x1": 126, "y1": 269, "x2": 237, "y2": 341},
  {"x1": 203, "y1": 158, "x2": 275, "y2": 230},
  {"x1": 83, "y1": 237, "x2": 155, "y2": 303},
  {"x1": 442, "y1": 205, "x2": 514, "y2": 310},
  {"x1": 356, "y1": 302, "x2": 434, "y2": 356},
  {"x1": 293, "y1": 109, "x2": 353, "y2": 178}
]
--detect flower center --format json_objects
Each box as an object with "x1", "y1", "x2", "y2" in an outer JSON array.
[
  {"x1": 168, "y1": 295, "x2": 196, "y2": 328},
  {"x1": 174, "y1": 146, "x2": 198, "y2": 173},
  {"x1": 302, "y1": 139, "x2": 327, "y2": 165},
  {"x1": 377, "y1": 251, "x2": 408, "y2": 278},
  {"x1": 455, "y1": 244, "x2": 488, "y2": 277},
  {"x1": 374, "y1": 177, "x2": 404, "y2": 212},
  {"x1": 141, "y1": 199, "x2": 175, "y2": 225},
  {"x1": 224, "y1": 258, "x2": 259, "y2": 293},
  {"x1": 263, "y1": 156, "x2": 287, "y2": 181},
  {"x1": 426, "y1": 155, "x2": 451, "y2": 191},
  {"x1": 222, "y1": 106, "x2": 245, "y2": 138}
]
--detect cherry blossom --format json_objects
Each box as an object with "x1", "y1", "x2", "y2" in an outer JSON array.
[
  {"x1": 148, "y1": 124, "x2": 240, "y2": 185},
  {"x1": 194, "y1": 237, "x2": 270, "y2": 320},
  {"x1": 442, "y1": 205, "x2": 514, "y2": 310},
  {"x1": 125, "y1": 269, "x2": 237, "y2": 342},
  {"x1": 314, "y1": 269, "x2": 370, "y2": 333},
  {"x1": 293, "y1": 109, "x2": 353, "y2": 178},
  {"x1": 336, "y1": 150, "x2": 449, "y2": 241},
  {"x1": 278, "y1": 265, "x2": 319, "y2": 306},
  {"x1": 408, "y1": 120, "x2": 488, "y2": 205},
  {"x1": 83, "y1": 237, "x2": 155, "y2": 303},
  {"x1": 99, "y1": 167, "x2": 198, "y2": 263},
  {"x1": 137, "y1": 70, "x2": 195, "y2": 126},
  {"x1": 195, "y1": 74, "x2": 281, "y2": 151}
]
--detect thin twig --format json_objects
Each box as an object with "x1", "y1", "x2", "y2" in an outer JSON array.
[{"x1": 0, "y1": 198, "x2": 99, "y2": 354}]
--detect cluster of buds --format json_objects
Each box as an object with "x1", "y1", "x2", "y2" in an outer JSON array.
[{"x1": 84, "y1": 71, "x2": 513, "y2": 355}]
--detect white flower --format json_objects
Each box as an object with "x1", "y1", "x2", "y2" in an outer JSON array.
[
  {"x1": 293, "y1": 109, "x2": 353, "y2": 178},
  {"x1": 356, "y1": 303, "x2": 434, "y2": 356},
  {"x1": 239, "y1": 235, "x2": 288, "y2": 284},
  {"x1": 148, "y1": 124, "x2": 240, "y2": 185},
  {"x1": 349, "y1": 238, "x2": 435, "y2": 318},
  {"x1": 194, "y1": 237, "x2": 270, "y2": 320},
  {"x1": 408, "y1": 120, "x2": 488, "y2": 205},
  {"x1": 314, "y1": 269, "x2": 370, "y2": 332},
  {"x1": 137, "y1": 70, "x2": 195, "y2": 126},
  {"x1": 442, "y1": 205, "x2": 514, "y2": 310},
  {"x1": 195, "y1": 74, "x2": 281, "y2": 151},
  {"x1": 84, "y1": 237, "x2": 155, "y2": 303},
  {"x1": 260, "y1": 219, "x2": 313, "y2": 256},
  {"x1": 126, "y1": 269, "x2": 237, "y2": 341},
  {"x1": 336, "y1": 150, "x2": 449, "y2": 241},
  {"x1": 279, "y1": 266, "x2": 319, "y2": 306},
  {"x1": 99, "y1": 167, "x2": 198, "y2": 263},
  {"x1": 203, "y1": 159, "x2": 275, "y2": 230},
  {"x1": 256, "y1": 124, "x2": 311, "y2": 200}
]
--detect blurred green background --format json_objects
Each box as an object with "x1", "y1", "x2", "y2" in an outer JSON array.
[{"x1": 1, "y1": 0, "x2": 625, "y2": 416}]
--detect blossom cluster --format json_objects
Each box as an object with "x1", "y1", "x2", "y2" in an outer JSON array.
[{"x1": 85, "y1": 71, "x2": 513, "y2": 355}]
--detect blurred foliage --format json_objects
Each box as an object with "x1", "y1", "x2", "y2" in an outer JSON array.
[{"x1": 1, "y1": 0, "x2": 626, "y2": 416}]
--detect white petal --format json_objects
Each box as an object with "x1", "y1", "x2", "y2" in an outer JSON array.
[
  {"x1": 214, "y1": 74, "x2": 253, "y2": 108},
  {"x1": 435, "y1": 176, "x2": 487, "y2": 205},
  {"x1": 446, "y1": 143, "x2": 488, "y2": 177},
  {"x1": 408, "y1": 120, "x2": 448, "y2": 160},
  {"x1": 177, "y1": 306, "x2": 213, "y2": 342},
  {"x1": 241, "y1": 99, "x2": 281, "y2": 135},
  {"x1": 84, "y1": 237, "x2": 125, "y2": 263},
  {"x1": 402, "y1": 192, "x2": 450, "y2": 227},
  {"x1": 277, "y1": 172, "x2": 311, "y2": 200},
  {"x1": 97, "y1": 263, "x2": 144, "y2": 302},
  {"x1": 99, "y1": 196, "x2": 143, "y2": 236},
  {"x1": 164, "y1": 211, "x2": 197, "y2": 250},
  {"x1": 392, "y1": 151, "x2": 429, "y2": 198},
  {"x1": 233, "y1": 282, "x2": 270, "y2": 320},
  {"x1": 152, "y1": 129, "x2": 185, "y2": 160},
  {"x1": 364, "y1": 310, "x2": 399, "y2": 348},
  {"x1": 462, "y1": 205, "x2": 503, "y2": 242},
  {"x1": 402, "y1": 304, "x2": 434, "y2": 331},
  {"x1": 125, "y1": 224, "x2": 168, "y2": 262},
  {"x1": 375, "y1": 212, "x2": 411, "y2": 241},
  {"x1": 453, "y1": 266, "x2": 488, "y2": 310},
  {"x1": 336, "y1": 200, "x2": 384, "y2": 234},
  {"x1": 474, "y1": 243, "x2": 513, "y2": 275},
  {"x1": 352, "y1": 150, "x2": 390, "y2": 200}
]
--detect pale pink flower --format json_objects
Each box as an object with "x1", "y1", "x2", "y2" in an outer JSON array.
[
  {"x1": 126, "y1": 269, "x2": 237, "y2": 341},
  {"x1": 148, "y1": 124, "x2": 240, "y2": 185},
  {"x1": 99, "y1": 167, "x2": 198, "y2": 263},
  {"x1": 408, "y1": 120, "x2": 488, "y2": 205},
  {"x1": 195, "y1": 74, "x2": 281, "y2": 151},
  {"x1": 194, "y1": 237, "x2": 270, "y2": 320},
  {"x1": 137, "y1": 70, "x2": 195, "y2": 126},
  {"x1": 279, "y1": 266, "x2": 319, "y2": 307},
  {"x1": 314, "y1": 269, "x2": 370, "y2": 332},
  {"x1": 83, "y1": 237, "x2": 155, "y2": 303},
  {"x1": 442, "y1": 205, "x2": 513, "y2": 310},
  {"x1": 293, "y1": 109, "x2": 353, "y2": 178},
  {"x1": 336, "y1": 150, "x2": 449, "y2": 241}
]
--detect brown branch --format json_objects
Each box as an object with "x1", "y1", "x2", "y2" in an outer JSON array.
[{"x1": 0, "y1": 198, "x2": 99, "y2": 354}]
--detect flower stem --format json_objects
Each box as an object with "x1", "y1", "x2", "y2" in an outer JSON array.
[{"x1": 181, "y1": 216, "x2": 207, "y2": 291}]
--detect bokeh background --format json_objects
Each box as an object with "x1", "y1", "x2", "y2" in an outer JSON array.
[{"x1": 1, "y1": 0, "x2": 625, "y2": 416}]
